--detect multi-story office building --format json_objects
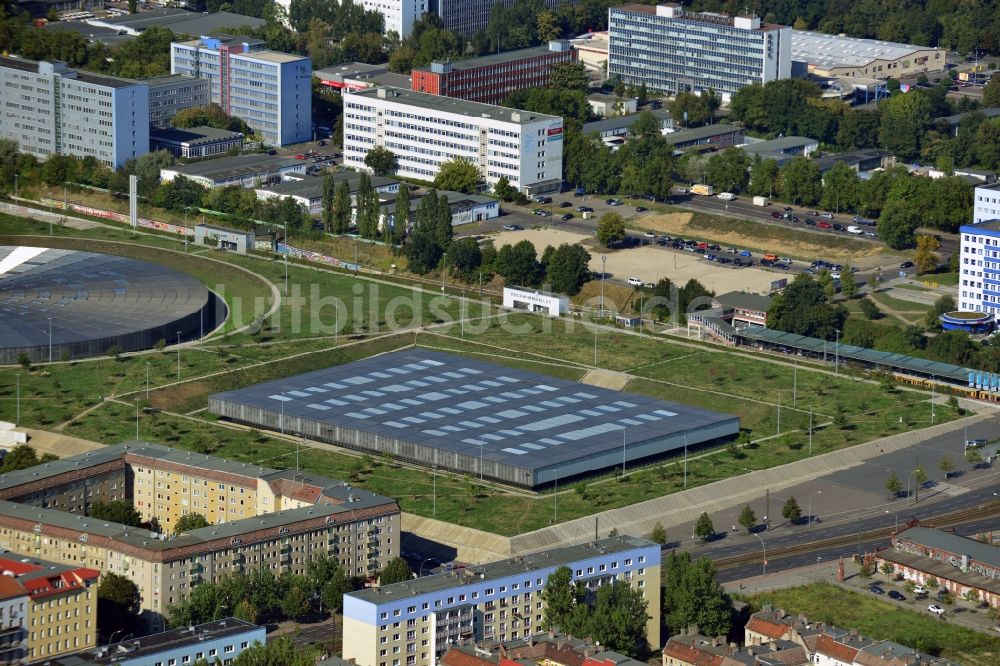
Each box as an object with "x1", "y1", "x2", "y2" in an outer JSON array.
[
  {"x1": 0, "y1": 556, "x2": 100, "y2": 662},
  {"x1": 437, "y1": 0, "x2": 581, "y2": 38},
  {"x1": 411, "y1": 42, "x2": 575, "y2": 105},
  {"x1": 343, "y1": 87, "x2": 563, "y2": 195},
  {"x1": 958, "y1": 184, "x2": 1000, "y2": 316},
  {"x1": 144, "y1": 74, "x2": 211, "y2": 128},
  {"x1": 170, "y1": 36, "x2": 311, "y2": 146},
  {"x1": 973, "y1": 182, "x2": 1000, "y2": 224},
  {"x1": 0, "y1": 56, "x2": 149, "y2": 168},
  {"x1": 40, "y1": 618, "x2": 264, "y2": 666},
  {"x1": 0, "y1": 442, "x2": 400, "y2": 624},
  {"x1": 608, "y1": 3, "x2": 791, "y2": 100},
  {"x1": 342, "y1": 536, "x2": 661, "y2": 666},
  {"x1": 364, "y1": 0, "x2": 428, "y2": 38}
]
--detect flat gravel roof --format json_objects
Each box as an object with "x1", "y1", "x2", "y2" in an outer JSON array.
[{"x1": 210, "y1": 350, "x2": 738, "y2": 484}]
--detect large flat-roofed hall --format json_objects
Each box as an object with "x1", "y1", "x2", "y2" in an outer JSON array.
[{"x1": 208, "y1": 350, "x2": 739, "y2": 488}]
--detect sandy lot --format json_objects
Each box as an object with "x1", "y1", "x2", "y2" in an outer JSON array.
[
  {"x1": 594, "y1": 247, "x2": 780, "y2": 294},
  {"x1": 490, "y1": 228, "x2": 780, "y2": 295}
]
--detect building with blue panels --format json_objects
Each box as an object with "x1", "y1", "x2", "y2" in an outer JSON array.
[
  {"x1": 938, "y1": 311, "x2": 995, "y2": 334},
  {"x1": 958, "y1": 217, "x2": 1000, "y2": 318},
  {"x1": 208, "y1": 350, "x2": 739, "y2": 488},
  {"x1": 41, "y1": 619, "x2": 264, "y2": 666},
  {"x1": 342, "y1": 536, "x2": 661, "y2": 666}
]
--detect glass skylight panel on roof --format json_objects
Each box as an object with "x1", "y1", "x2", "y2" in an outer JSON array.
[
  {"x1": 344, "y1": 411, "x2": 370, "y2": 419},
  {"x1": 555, "y1": 396, "x2": 580, "y2": 404},
  {"x1": 535, "y1": 385, "x2": 558, "y2": 392},
  {"x1": 462, "y1": 438, "x2": 486, "y2": 446},
  {"x1": 307, "y1": 403, "x2": 331, "y2": 410},
  {"x1": 361, "y1": 390, "x2": 386, "y2": 398},
  {"x1": 437, "y1": 407, "x2": 462, "y2": 415},
  {"x1": 539, "y1": 438, "x2": 562, "y2": 445},
  {"x1": 380, "y1": 403, "x2": 406, "y2": 411},
  {"x1": 406, "y1": 380, "x2": 429, "y2": 388},
  {"x1": 476, "y1": 416, "x2": 501, "y2": 424},
  {"x1": 343, "y1": 394, "x2": 366, "y2": 402},
  {"x1": 440, "y1": 425, "x2": 463, "y2": 432},
  {"x1": 614, "y1": 400, "x2": 637, "y2": 408},
  {"x1": 386, "y1": 367, "x2": 409, "y2": 374},
  {"x1": 574, "y1": 392, "x2": 598, "y2": 399},
  {"x1": 620, "y1": 418, "x2": 643, "y2": 426},
  {"x1": 442, "y1": 372, "x2": 464, "y2": 379},
  {"x1": 268, "y1": 394, "x2": 293, "y2": 401},
  {"x1": 364, "y1": 407, "x2": 387, "y2": 415},
  {"x1": 517, "y1": 414, "x2": 584, "y2": 431},
  {"x1": 385, "y1": 421, "x2": 409, "y2": 428},
  {"x1": 521, "y1": 405, "x2": 544, "y2": 413},
  {"x1": 305, "y1": 386, "x2": 328, "y2": 393},
  {"x1": 482, "y1": 396, "x2": 505, "y2": 404},
  {"x1": 498, "y1": 429, "x2": 521, "y2": 437},
  {"x1": 595, "y1": 405, "x2": 620, "y2": 413},
  {"x1": 420, "y1": 411, "x2": 445, "y2": 419},
  {"x1": 653, "y1": 409, "x2": 677, "y2": 417},
  {"x1": 459, "y1": 384, "x2": 485, "y2": 392},
  {"x1": 457, "y1": 400, "x2": 490, "y2": 410},
  {"x1": 558, "y1": 422, "x2": 624, "y2": 441},
  {"x1": 480, "y1": 433, "x2": 504, "y2": 441},
  {"x1": 404, "y1": 363, "x2": 428, "y2": 371},
  {"x1": 369, "y1": 371, "x2": 392, "y2": 379},
  {"x1": 419, "y1": 391, "x2": 450, "y2": 402},
  {"x1": 324, "y1": 382, "x2": 347, "y2": 389},
  {"x1": 635, "y1": 414, "x2": 660, "y2": 421},
  {"x1": 400, "y1": 398, "x2": 423, "y2": 406},
  {"x1": 458, "y1": 367, "x2": 481, "y2": 374},
  {"x1": 457, "y1": 420, "x2": 483, "y2": 429},
  {"x1": 479, "y1": 380, "x2": 503, "y2": 388},
  {"x1": 421, "y1": 359, "x2": 445, "y2": 366},
  {"x1": 579, "y1": 409, "x2": 603, "y2": 417},
  {"x1": 400, "y1": 416, "x2": 426, "y2": 424},
  {"x1": 380, "y1": 384, "x2": 411, "y2": 393},
  {"x1": 502, "y1": 447, "x2": 527, "y2": 455},
  {"x1": 500, "y1": 391, "x2": 523, "y2": 399},
  {"x1": 287, "y1": 390, "x2": 311, "y2": 398},
  {"x1": 538, "y1": 400, "x2": 562, "y2": 408},
  {"x1": 445, "y1": 388, "x2": 465, "y2": 395},
  {"x1": 497, "y1": 409, "x2": 527, "y2": 419},
  {"x1": 422, "y1": 429, "x2": 446, "y2": 436},
  {"x1": 324, "y1": 398, "x2": 348, "y2": 406},
  {"x1": 520, "y1": 443, "x2": 545, "y2": 450},
  {"x1": 497, "y1": 376, "x2": 518, "y2": 383}
]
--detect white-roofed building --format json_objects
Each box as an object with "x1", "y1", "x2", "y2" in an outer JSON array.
[{"x1": 790, "y1": 31, "x2": 945, "y2": 79}]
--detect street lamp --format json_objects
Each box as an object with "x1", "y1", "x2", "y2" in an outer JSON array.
[
  {"x1": 600, "y1": 255, "x2": 607, "y2": 318},
  {"x1": 283, "y1": 222, "x2": 289, "y2": 296},
  {"x1": 834, "y1": 329, "x2": 840, "y2": 376},
  {"x1": 754, "y1": 532, "x2": 766, "y2": 576},
  {"x1": 135, "y1": 399, "x2": 140, "y2": 440},
  {"x1": 145, "y1": 362, "x2": 151, "y2": 399},
  {"x1": 47, "y1": 317, "x2": 52, "y2": 364},
  {"x1": 418, "y1": 558, "x2": 436, "y2": 577},
  {"x1": 176, "y1": 331, "x2": 181, "y2": 379},
  {"x1": 15, "y1": 374, "x2": 20, "y2": 425},
  {"x1": 885, "y1": 509, "x2": 898, "y2": 533},
  {"x1": 808, "y1": 490, "x2": 821, "y2": 527}
]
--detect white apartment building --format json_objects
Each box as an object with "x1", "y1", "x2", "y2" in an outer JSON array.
[
  {"x1": 973, "y1": 182, "x2": 1000, "y2": 224},
  {"x1": 144, "y1": 74, "x2": 210, "y2": 128},
  {"x1": 171, "y1": 36, "x2": 311, "y2": 146},
  {"x1": 0, "y1": 56, "x2": 149, "y2": 168},
  {"x1": 608, "y1": 3, "x2": 791, "y2": 100},
  {"x1": 958, "y1": 184, "x2": 1000, "y2": 317},
  {"x1": 343, "y1": 87, "x2": 563, "y2": 195}
]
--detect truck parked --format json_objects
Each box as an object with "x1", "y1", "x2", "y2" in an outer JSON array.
[
  {"x1": 691, "y1": 184, "x2": 714, "y2": 196},
  {"x1": 753, "y1": 196, "x2": 769, "y2": 206}
]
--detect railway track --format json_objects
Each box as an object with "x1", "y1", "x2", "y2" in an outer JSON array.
[{"x1": 703, "y1": 501, "x2": 1000, "y2": 570}]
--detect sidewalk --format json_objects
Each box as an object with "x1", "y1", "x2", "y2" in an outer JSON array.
[{"x1": 724, "y1": 559, "x2": 1000, "y2": 636}]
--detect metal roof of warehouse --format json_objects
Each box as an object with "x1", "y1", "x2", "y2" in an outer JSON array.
[
  {"x1": 210, "y1": 350, "x2": 736, "y2": 472},
  {"x1": 736, "y1": 327, "x2": 972, "y2": 382}
]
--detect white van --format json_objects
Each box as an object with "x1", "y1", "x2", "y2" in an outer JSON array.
[
  {"x1": 847, "y1": 225, "x2": 862, "y2": 234},
  {"x1": 718, "y1": 192, "x2": 736, "y2": 201},
  {"x1": 627, "y1": 277, "x2": 643, "y2": 286}
]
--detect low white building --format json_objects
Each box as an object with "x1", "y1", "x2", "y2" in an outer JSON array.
[
  {"x1": 587, "y1": 94, "x2": 637, "y2": 118},
  {"x1": 502, "y1": 287, "x2": 568, "y2": 316},
  {"x1": 343, "y1": 86, "x2": 564, "y2": 195},
  {"x1": 255, "y1": 172, "x2": 399, "y2": 214},
  {"x1": 160, "y1": 154, "x2": 306, "y2": 188},
  {"x1": 194, "y1": 224, "x2": 255, "y2": 253}
]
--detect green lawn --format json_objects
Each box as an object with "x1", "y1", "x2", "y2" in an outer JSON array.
[{"x1": 747, "y1": 583, "x2": 1000, "y2": 665}]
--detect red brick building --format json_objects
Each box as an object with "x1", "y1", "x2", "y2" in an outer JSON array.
[{"x1": 411, "y1": 41, "x2": 576, "y2": 104}]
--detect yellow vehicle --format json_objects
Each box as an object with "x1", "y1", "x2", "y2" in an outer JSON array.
[{"x1": 691, "y1": 184, "x2": 714, "y2": 196}]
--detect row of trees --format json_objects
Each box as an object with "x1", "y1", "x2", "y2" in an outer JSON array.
[{"x1": 403, "y1": 190, "x2": 456, "y2": 273}]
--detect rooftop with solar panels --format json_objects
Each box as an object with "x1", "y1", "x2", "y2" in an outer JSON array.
[{"x1": 208, "y1": 349, "x2": 740, "y2": 488}]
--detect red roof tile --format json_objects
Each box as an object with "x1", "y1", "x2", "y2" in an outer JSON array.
[
  {"x1": 746, "y1": 617, "x2": 789, "y2": 640},
  {"x1": 662, "y1": 641, "x2": 725, "y2": 666},
  {"x1": 814, "y1": 635, "x2": 860, "y2": 664}
]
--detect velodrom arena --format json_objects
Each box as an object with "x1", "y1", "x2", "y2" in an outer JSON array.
[{"x1": 0, "y1": 246, "x2": 225, "y2": 363}]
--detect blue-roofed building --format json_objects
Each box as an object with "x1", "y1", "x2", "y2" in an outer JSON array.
[
  {"x1": 341, "y1": 536, "x2": 661, "y2": 666},
  {"x1": 208, "y1": 350, "x2": 740, "y2": 488}
]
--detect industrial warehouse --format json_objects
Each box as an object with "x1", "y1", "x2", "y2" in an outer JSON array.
[
  {"x1": 208, "y1": 350, "x2": 740, "y2": 488},
  {"x1": 0, "y1": 246, "x2": 223, "y2": 363}
]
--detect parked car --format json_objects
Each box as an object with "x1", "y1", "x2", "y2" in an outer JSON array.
[
  {"x1": 537, "y1": 210, "x2": 552, "y2": 217},
  {"x1": 817, "y1": 221, "x2": 832, "y2": 229},
  {"x1": 771, "y1": 212, "x2": 783, "y2": 219},
  {"x1": 868, "y1": 585, "x2": 885, "y2": 595},
  {"x1": 676, "y1": 188, "x2": 690, "y2": 194},
  {"x1": 607, "y1": 199, "x2": 623, "y2": 206},
  {"x1": 900, "y1": 261, "x2": 915, "y2": 268},
  {"x1": 627, "y1": 277, "x2": 643, "y2": 286},
  {"x1": 577, "y1": 206, "x2": 594, "y2": 212},
  {"x1": 560, "y1": 213, "x2": 573, "y2": 220},
  {"x1": 534, "y1": 195, "x2": 552, "y2": 204},
  {"x1": 643, "y1": 231, "x2": 656, "y2": 238},
  {"x1": 636, "y1": 206, "x2": 648, "y2": 212},
  {"x1": 965, "y1": 438, "x2": 989, "y2": 449},
  {"x1": 928, "y1": 604, "x2": 945, "y2": 615},
  {"x1": 574, "y1": 187, "x2": 586, "y2": 196},
  {"x1": 804, "y1": 218, "x2": 816, "y2": 226},
  {"x1": 888, "y1": 591, "x2": 906, "y2": 601},
  {"x1": 820, "y1": 212, "x2": 834, "y2": 219},
  {"x1": 783, "y1": 207, "x2": 793, "y2": 212},
  {"x1": 559, "y1": 201, "x2": 572, "y2": 208},
  {"x1": 832, "y1": 223, "x2": 846, "y2": 231},
  {"x1": 502, "y1": 224, "x2": 523, "y2": 231}
]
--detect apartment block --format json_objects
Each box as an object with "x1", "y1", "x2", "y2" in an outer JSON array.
[
  {"x1": 958, "y1": 218, "x2": 1000, "y2": 317},
  {"x1": 437, "y1": 0, "x2": 582, "y2": 38},
  {"x1": 608, "y1": 4, "x2": 791, "y2": 100},
  {"x1": 343, "y1": 87, "x2": 563, "y2": 194},
  {"x1": 0, "y1": 556, "x2": 100, "y2": 662},
  {"x1": 363, "y1": 0, "x2": 428, "y2": 38},
  {"x1": 342, "y1": 536, "x2": 661, "y2": 666},
  {"x1": 0, "y1": 575, "x2": 28, "y2": 664},
  {"x1": 973, "y1": 182, "x2": 1000, "y2": 224},
  {"x1": 0, "y1": 56, "x2": 149, "y2": 168},
  {"x1": 411, "y1": 42, "x2": 575, "y2": 105},
  {"x1": 144, "y1": 74, "x2": 210, "y2": 128},
  {"x1": 0, "y1": 442, "x2": 400, "y2": 624},
  {"x1": 40, "y1": 618, "x2": 264, "y2": 666},
  {"x1": 171, "y1": 36, "x2": 311, "y2": 146}
]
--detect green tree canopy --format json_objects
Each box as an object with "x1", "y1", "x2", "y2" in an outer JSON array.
[
  {"x1": 0, "y1": 445, "x2": 58, "y2": 473},
  {"x1": 543, "y1": 243, "x2": 592, "y2": 295},
  {"x1": 694, "y1": 512, "x2": 714, "y2": 540},
  {"x1": 433, "y1": 157, "x2": 481, "y2": 194},
  {"x1": 782, "y1": 496, "x2": 802, "y2": 522},
  {"x1": 738, "y1": 504, "x2": 757, "y2": 534},
  {"x1": 495, "y1": 240, "x2": 541, "y2": 286},
  {"x1": 541, "y1": 565, "x2": 576, "y2": 630},
  {"x1": 364, "y1": 146, "x2": 398, "y2": 176},
  {"x1": 98, "y1": 572, "x2": 141, "y2": 635},
  {"x1": 596, "y1": 212, "x2": 626, "y2": 247},
  {"x1": 767, "y1": 276, "x2": 847, "y2": 339},
  {"x1": 379, "y1": 557, "x2": 414, "y2": 586},
  {"x1": 90, "y1": 500, "x2": 143, "y2": 527},
  {"x1": 174, "y1": 513, "x2": 210, "y2": 533}
]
